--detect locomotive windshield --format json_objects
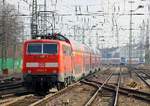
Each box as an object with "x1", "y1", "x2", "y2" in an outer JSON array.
[
  {"x1": 43, "y1": 44, "x2": 57, "y2": 54},
  {"x1": 28, "y1": 43, "x2": 42, "y2": 54},
  {"x1": 27, "y1": 43, "x2": 57, "y2": 54}
]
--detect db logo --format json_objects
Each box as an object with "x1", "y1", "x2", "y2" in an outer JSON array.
[
  {"x1": 39, "y1": 63, "x2": 45, "y2": 67},
  {"x1": 39, "y1": 55, "x2": 45, "y2": 58}
]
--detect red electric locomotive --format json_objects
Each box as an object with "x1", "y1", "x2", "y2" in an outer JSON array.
[{"x1": 22, "y1": 33, "x2": 101, "y2": 92}]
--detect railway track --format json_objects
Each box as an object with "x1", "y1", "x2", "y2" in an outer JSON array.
[
  {"x1": 0, "y1": 94, "x2": 42, "y2": 106},
  {"x1": 23, "y1": 67, "x2": 148, "y2": 106},
  {"x1": 0, "y1": 82, "x2": 44, "y2": 106},
  {"x1": 133, "y1": 70, "x2": 150, "y2": 88},
  {"x1": 81, "y1": 67, "x2": 150, "y2": 106},
  {"x1": 83, "y1": 72, "x2": 113, "y2": 106},
  {"x1": 0, "y1": 80, "x2": 32, "y2": 104},
  {"x1": 20, "y1": 82, "x2": 80, "y2": 106},
  {"x1": 81, "y1": 69, "x2": 122, "y2": 106},
  {"x1": 1, "y1": 67, "x2": 111, "y2": 106},
  {"x1": 0, "y1": 81, "x2": 23, "y2": 91},
  {"x1": 28, "y1": 67, "x2": 114, "y2": 106},
  {"x1": 112, "y1": 70, "x2": 121, "y2": 106},
  {"x1": 0, "y1": 81, "x2": 25, "y2": 98},
  {"x1": 3, "y1": 66, "x2": 149, "y2": 106},
  {"x1": 83, "y1": 77, "x2": 150, "y2": 103}
]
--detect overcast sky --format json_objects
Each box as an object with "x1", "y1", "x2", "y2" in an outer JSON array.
[{"x1": 4, "y1": 0, "x2": 149, "y2": 48}]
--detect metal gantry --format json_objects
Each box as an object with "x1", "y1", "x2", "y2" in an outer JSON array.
[
  {"x1": 31, "y1": 0, "x2": 38, "y2": 39},
  {"x1": 40, "y1": 0, "x2": 47, "y2": 35}
]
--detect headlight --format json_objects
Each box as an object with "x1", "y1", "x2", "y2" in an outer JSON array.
[
  {"x1": 52, "y1": 70, "x2": 57, "y2": 74},
  {"x1": 28, "y1": 70, "x2": 31, "y2": 73}
]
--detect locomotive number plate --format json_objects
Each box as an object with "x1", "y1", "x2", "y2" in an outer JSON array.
[{"x1": 39, "y1": 63, "x2": 45, "y2": 67}]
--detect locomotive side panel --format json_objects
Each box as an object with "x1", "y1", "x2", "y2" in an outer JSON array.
[
  {"x1": 72, "y1": 49, "x2": 84, "y2": 80},
  {"x1": 58, "y1": 43, "x2": 73, "y2": 82},
  {"x1": 83, "y1": 52, "x2": 91, "y2": 76},
  {"x1": 91, "y1": 53, "x2": 96, "y2": 72}
]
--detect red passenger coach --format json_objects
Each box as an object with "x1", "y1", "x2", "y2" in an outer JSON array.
[{"x1": 22, "y1": 34, "x2": 101, "y2": 92}]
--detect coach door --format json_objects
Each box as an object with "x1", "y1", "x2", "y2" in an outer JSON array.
[{"x1": 62, "y1": 45, "x2": 72, "y2": 77}]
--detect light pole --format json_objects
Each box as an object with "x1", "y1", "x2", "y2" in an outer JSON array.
[
  {"x1": 148, "y1": 0, "x2": 150, "y2": 64},
  {"x1": 139, "y1": 25, "x2": 144, "y2": 63}
]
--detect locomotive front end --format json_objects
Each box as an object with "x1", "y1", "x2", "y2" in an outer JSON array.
[{"x1": 22, "y1": 40, "x2": 60, "y2": 92}]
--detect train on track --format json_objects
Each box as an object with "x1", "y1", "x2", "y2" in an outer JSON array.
[
  {"x1": 22, "y1": 33, "x2": 101, "y2": 92},
  {"x1": 101, "y1": 57, "x2": 144, "y2": 66}
]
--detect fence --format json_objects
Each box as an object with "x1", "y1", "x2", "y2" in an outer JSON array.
[{"x1": 0, "y1": 57, "x2": 22, "y2": 73}]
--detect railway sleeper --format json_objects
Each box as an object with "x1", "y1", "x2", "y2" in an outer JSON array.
[{"x1": 83, "y1": 80, "x2": 150, "y2": 102}]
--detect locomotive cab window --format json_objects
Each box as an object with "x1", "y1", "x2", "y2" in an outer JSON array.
[
  {"x1": 27, "y1": 43, "x2": 57, "y2": 54},
  {"x1": 62, "y1": 45, "x2": 71, "y2": 56},
  {"x1": 28, "y1": 43, "x2": 42, "y2": 54},
  {"x1": 43, "y1": 44, "x2": 57, "y2": 54}
]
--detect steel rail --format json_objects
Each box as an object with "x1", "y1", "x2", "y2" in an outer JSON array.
[
  {"x1": 84, "y1": 72, "x2": 113, "y2": 106},
  {"x1": 84, "y1": 79, "x2": 150, "y2": 102},
  {"x1": 134, "y1": 68, "x2": 150, "y2": 77},
  {"x1": 87, "y1": 79, "x2": 150, "y2": 96},
  {"x1": 30, "y1": 82, "x2": 80, "y2": 106},
  {"x1": 0, "y1": 82, "x2": 23, "y2": 91},
  {"x1": 0, "y1": 90, "x2": 29, "y2": 99},
  {"x1": 140, "y1": 71, "x2": 150, "y2": 78},
  {"x1": 0, "y1": 80, "x2": 22, "y2": 86},
  {"x1": 0, "y1": 81, "x2": 23, "y2": 88},
  {"x1": 133, "y1": 70, "x2": 150, "y2": 88},
  {"x1": 29, "y1": 66, "x2": 112, "y2": 106},
  {"x1": 2, "y1": 94, "x2": 34, "y2": 106},
  {"x1": 113, "y1": 70, "x2": 121, "y2": 106}
]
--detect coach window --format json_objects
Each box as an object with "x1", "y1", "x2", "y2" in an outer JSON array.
[
  {"x1": 63, "y1": 45, "x2": 66, "y2": 55},
  {"x1": 67, "y1": 46, "x2": 72, "y2": 56},
  {"x1": 28, "y1": 43, "x2": 42, "y2": 54},
  {"x1": 43, "y1": 44, "x2": 57, "y2": 54},
  {"x1": 63, "y1": 45, "x2": 71, "y2": 56},
  {"x1": 68, "y1": 47, "x2": 72, "y2": 55}
]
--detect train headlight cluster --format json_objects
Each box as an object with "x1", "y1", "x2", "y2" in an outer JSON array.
[
  {"x1": 52, "y1": 70, "x2": 57, "y2": 74},
  {"x1": 28, "y1": 70, "x2": 31, "y2": 73}
]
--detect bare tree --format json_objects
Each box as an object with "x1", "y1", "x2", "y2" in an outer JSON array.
[{"x1": 0, "y1": 2, "x2": 24, "y2": 71}]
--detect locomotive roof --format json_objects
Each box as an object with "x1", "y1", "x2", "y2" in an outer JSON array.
[
  {"x1": 69, "y1": 39, "x2": 91, "y2": 52},
  {"x1": 24, "y1": 34, "x2": 99, "y2": 54},
  {"x1": 24, "y1": 39, "x2": 60, "y2": 43}
]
